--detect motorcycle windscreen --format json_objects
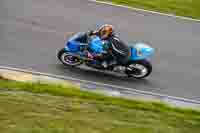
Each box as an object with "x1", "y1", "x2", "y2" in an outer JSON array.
[{"x1": 67, "y1": 41, "x2": 81, "y2": 52}]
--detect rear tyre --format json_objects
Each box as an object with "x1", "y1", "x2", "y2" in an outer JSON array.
[
  {"x1": 125, "y1": 60, "x2": 152, "y2": 79},
  {"x1": 57, "y1": 48, "x2": 82, "y2": 66}
]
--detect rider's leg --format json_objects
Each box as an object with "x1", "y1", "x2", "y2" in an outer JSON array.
[{"x1": 100, "y1": 53, "x2": 115, "y2": 68}]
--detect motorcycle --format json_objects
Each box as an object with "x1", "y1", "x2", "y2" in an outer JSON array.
[{"x1": 57, "y1": 32, "x2": 155, "y2": 79}]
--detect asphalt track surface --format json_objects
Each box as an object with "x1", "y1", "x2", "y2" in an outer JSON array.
[{"x1": 0, "y1": 0, "x2": 200, "y2": 100}]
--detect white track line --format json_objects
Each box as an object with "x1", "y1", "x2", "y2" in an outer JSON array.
[
  {"x1": 0, "y1": 65, "x2": 200, "y2": 104},
  {"x1": 89, "y1": 0, "x2": 200, "y2": 22}
]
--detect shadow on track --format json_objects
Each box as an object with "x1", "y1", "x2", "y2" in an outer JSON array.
[{"x1": 56, "y1": 64, "x2": 153, "y2": 86}]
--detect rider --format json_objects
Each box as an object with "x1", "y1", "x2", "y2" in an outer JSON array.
[{"x1": 88, "y1": 24, "x2": 130, "y2": 68}]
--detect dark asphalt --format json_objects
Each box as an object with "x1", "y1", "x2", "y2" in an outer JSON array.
[{"x1": 0, "y1": 0, "x2": 200, "y2": 100}]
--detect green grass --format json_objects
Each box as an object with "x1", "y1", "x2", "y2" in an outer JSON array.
[
  {"x1": 0, "y1": 79, "x2": 200, "y2": 133},
  {"x1": 99, "y1": 0, "x2": 200, "y2": 19}
]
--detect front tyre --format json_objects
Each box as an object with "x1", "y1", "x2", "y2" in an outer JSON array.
[
  {"x1": 125, "y1": 60, "x2": 152, "y2": 79},
  {"x1": 57, "y1": 48, "x2": 82, "y2": 66}
]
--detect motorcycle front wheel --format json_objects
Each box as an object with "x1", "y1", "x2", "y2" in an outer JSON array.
[
  {"x1": 125, "y1": 60, "x2": 152, "y2": 79},
  {"x1": 57, "y1": 48, "x2": 83, "y2": 66}
]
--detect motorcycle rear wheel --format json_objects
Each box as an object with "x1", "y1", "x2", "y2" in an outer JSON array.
[{"x1": 125, "y1": 60, "x2": 152, "y2": 79}]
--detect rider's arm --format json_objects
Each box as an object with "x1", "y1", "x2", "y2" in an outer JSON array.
[{"x1": 88, "y1": 30, "x2": 100, "y2": 36}]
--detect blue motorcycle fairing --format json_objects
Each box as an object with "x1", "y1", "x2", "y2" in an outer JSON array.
[
  {"x1": 64, "y1": 32, "x2": 86, "y2": 52},
  {"x1": 65, "y1": 33, "x2": 105, "y2": 54},
  {"x1": 88, "y1": 36, "x2": 105, "y2": 54},
  {"x1": 64, "y1": 33, "x2": 154, "y2": 62},
  {"x1": 129, "y1": 43, "x2": 155, "y2": 61}
]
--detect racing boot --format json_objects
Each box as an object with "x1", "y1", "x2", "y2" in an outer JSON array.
[
  {"x1": 101, "y1": 60, "x2": 117, "y2": 69},
  {"x1": 101, "y1": 61, "x2": 108, "y2": 68}
]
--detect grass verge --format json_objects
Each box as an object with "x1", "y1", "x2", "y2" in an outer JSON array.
[
  {"x1": 0, "y1": 79, "x2": 200, "y2": 133},
  {"x1": 99, "y1": 0, "x2": 200, "y2": 19}
]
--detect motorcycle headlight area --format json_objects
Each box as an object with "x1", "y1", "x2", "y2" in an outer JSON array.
[{"x1": 65, "y1": 46, "x2": 69, "y2": 51}]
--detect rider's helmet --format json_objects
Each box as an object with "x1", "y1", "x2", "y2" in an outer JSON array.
[{"x1": 98, "y1": 24, "x2": 114, "y2": 40}]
